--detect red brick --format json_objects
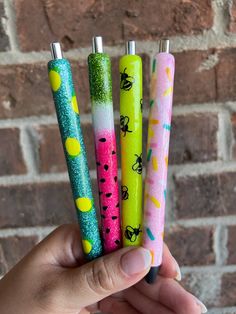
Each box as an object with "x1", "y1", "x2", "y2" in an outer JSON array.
[
  {"x1": 227, "y1": 226, "x2": 236, "y2": 265},
  {"x1": 174, "y1": 172, "x2": 236, "y2": 219},
  {"x1": 35, "y1": 124, "x2": 96, "y2": 173},
  {"x1": 0, "y1": 61, "x2": 91, "y2": 119},
  {"x1": 0, "y1": 182, "x2": 76, "y2": 228},
  {"x1": 174, "y1": 50, "x2": 217, "y2": 105},
  {"x1": 0, "y1": 180, "x2": 102, "y2": 228},
  {"x1": 165, "y1": 226, "x2": 215, "y2": 266},
  {"x1": 0, "y1": 128, "x2": 26, "y2": 175},
  {"x1": 0, "y1": 1, "x2": 10, "y2": 51},
  {"x1": 216, "y1": 48, "x2": 236, "y2": 102},
  {"x1": 221, "y1": 272, "x2": 236, "y2": 306},
  {"x1": 228, "y1": 0, "x2": 236, "y2": 33},
  {"x1": 0, "y1": 236, "x2": 38, "y2": 275},
  {"x1": 169, "y1": 113, "x2": 218, "y2": 164},
  {"x1": 14, "y1": 0, "x2": 213, "y2": 52}
]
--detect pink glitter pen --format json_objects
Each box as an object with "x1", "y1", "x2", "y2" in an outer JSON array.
[
  {"x1": 88, "y1": 36, "x2": 121, "y2": 253},
  {"x1": 143, "y1": 39, "x2": 175, "y2": 283}
]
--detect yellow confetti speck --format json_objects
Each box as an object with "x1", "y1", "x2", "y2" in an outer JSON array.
[
  {"x1": 71, "y1": 95, "x2": 79, "y2": 114},
  {"x1": 49, "y1": 70, "x2": 61, "y2": 92},
  {"x1": 65, "y1": 138, "x2": 81, "y2": 157},
  {"x1": 82, "y1": 239, "x2": 92, "y2": 254},
  {"x1": 75, "y1": 197, "x2": 92, "y2": 212},
  {"x1": 166, "y1": 67, "x2": 172, "y2": 82},
  {"x1": 148, "y1": 126, "x2": 154, "y2": 139},
  {"x1": 163, "y1": 86, "x2": 173, "y2": 96},
  {"x1": 165, "y1": 156, "x2": 168, "y2": 167},
  {"x1": 152, "y1": 156, "x2": 158, "y2": 171},
  {"x1": 150, "y1": 196, "x2": 161, "y2": 208},
  {"x1": 150, "y1": 119, "x2": 159, "y2": 125}
]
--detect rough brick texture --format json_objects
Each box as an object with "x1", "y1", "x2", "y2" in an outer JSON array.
[
  {"x1": 165, "y1": 226, "x2": 215, "y2": 266},
  {"x1": 227, "y1": 226, "x2": 236, "y2": 265},
  {"x1": 0, "y1": 236, "x2": 38, "y2": 275},
  {"x1": 0, "y1": 1, "x2": 9, "y2": 51},
  {"x1": 14, "y1": 0, "x2": 213, "y2": 52},
  {"x1": 0, "y1": 128, "x2": 26, "y2": 175},
  {"x1": 221, "y1": 272, "x2": 236, "y2": 307},
  {"x1": 228, "y1": 0, "x2": 236, "y2": 33},
  {"x1": 174, "y1": 172, "x2": 236, "y2": 219}
]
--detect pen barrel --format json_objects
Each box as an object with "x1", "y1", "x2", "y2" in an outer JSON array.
[
  {"x1": 143, "y1": 52, "x2": 175, "y2": 266},
  {"x1": 88, "y1": 53, "x2": 121, "y2": 253},
  {"x1": 119, "y1": 55, "x2": 143, "y2": 247},
  {"x1": 48, "y1": 59, "x2": 102, "y2": 260}
]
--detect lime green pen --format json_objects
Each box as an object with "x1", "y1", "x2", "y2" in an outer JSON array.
[{"x1": 120, "y1": 40, "x2": 143, "y2": 247}]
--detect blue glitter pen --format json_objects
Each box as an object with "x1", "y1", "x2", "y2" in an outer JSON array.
[{"x1": 48, "y1": 42, "x2": 102, "y2": 260}]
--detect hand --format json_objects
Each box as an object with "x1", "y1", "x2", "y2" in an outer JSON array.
[{"x1": 0, "y1": 224, "x2": 207, "y2": 314}]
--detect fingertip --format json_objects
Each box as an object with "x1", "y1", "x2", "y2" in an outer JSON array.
[{"x1": 159, "y1": 243, "x2": 181, "y2": 280}]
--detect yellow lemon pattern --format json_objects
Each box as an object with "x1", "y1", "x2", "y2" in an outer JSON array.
[
  {"x1": 49, "y1": 70, "x2": 61, "y2": 92},
  {"x1": 82, "y1": 239, "x2": 92, "y2": 254},
  {"x1": 65, "y1": 138, "x2": 81, "y2": 157},
  {"x1": 71, "y1": 95, "x2": 79, "y2": 114},
  {"x1": 76, "y1": 197, "x2": 92, "y2": 212}
]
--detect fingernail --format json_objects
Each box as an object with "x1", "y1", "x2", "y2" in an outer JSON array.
[
  {"x1": 174, "y1": 259, "x2": 182, "y2": 281},
  {"x1": 194, "y1": 296, "x2": 208, "y2": 313},
  {"x1": 121, "y1": 248, "x2": 152, "y2": 276}
]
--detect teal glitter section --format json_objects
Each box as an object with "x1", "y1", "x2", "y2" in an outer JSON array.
[
  {"x1": 48, "y1": 59, "x2": 102, "y2": 260},
  {"x1": 88, "y1": 53, "x2": 113, "y2": 104}
]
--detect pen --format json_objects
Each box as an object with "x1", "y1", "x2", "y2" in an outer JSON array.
[
  {"x1": 119, "y1": 41, "x2": 143, "y2": 247},
  {"x1": 48, "y1": 42, "x2": 102, "y2": 260},
  {"x1": 143, "y1": 39, "x2": 175, "y2": 283},
  {"x1": 88, "y1": 36, "x2": 121, "y2": 253}
]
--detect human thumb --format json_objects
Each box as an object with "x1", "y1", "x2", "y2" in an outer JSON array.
[{"x1": 59, "y1": 246, "x2": 152, "y2": 309}]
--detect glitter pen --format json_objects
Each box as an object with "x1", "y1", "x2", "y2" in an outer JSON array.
[
  {"x1": 88, "y1": 36, "x2": 121, "y2": 253},
  {"x1": 143, "y1": 39, "x2": 175, "y2": 283},
  {"x1": 48, "y1": 42, "x2": 102, "y2": 260},
  {"x1": 119, "y1": 41, "x2": 143, "y2": 247}
]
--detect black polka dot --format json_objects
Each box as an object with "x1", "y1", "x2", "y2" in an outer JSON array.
[
  {"x1": 116, "y1": 202, "x2": 119, "y2": 207},
  {"x1": 106, "y1": 228, "x2": 110, "y2": 234},
  {"x1": 96, "y1": 161, "x2": 101, "y2": 166},
  {"x1": 102, "y1": 206, "x2": 108, "y2": 210},
  {"x1": 106, "y1": 193, "x2": 112, "y2": 198},
  {"x1": 101, "y1": 214, "x2": 106, "y2": 219},
  {"x1": 114, "y1": 176, "x2": 117, "y2": 182},
  {"x1": 112, "y1": 216, "x2": 118, "y2": 220},
  {"x1": 100, "y1": 178, "x2": 106, "y2": 183},
  {"x1": 112, "y1": 150, "x2": 116, "y2": 154},
  {"x1": 104, "y1": 164, "x2": 109, "y2": 171},
  {"x1": 115, "y1": 239, "x2": 120, "y2": 245},
  {"x1": 99, "y1": 138, "x2": 106, "y2": 142}
]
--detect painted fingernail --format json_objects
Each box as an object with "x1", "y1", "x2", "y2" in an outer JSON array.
[
  {"x1": 194, "y1": 296, "x2": 208, "y2": 313},
  {"x1": 174, "y1": 259, "x2": 182, "y2": 281},
  {"x1": 121, "y1": 248, "x2": 152, "y2": 276}
]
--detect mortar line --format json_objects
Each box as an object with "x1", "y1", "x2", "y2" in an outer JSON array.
[
  {"x1": 168, "y1": 215, "x2": 236, "y2": 227},
  {"x1": 214, "y1": 224, "x2": 229, "y2": 265},
  {"x1": 0, "y1": 226, "x2": 57, "y2": 238},
  {"x1": 3, "y1": 0, "x2": 19, "y2": 51}
]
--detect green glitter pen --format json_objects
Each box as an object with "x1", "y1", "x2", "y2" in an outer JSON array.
[{"x1": 48, "y1": 42, "x2": 102, "y2": 260}]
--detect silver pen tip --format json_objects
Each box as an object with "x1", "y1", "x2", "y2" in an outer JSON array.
[
  {"x1": 126, "y1": 40, "x2": 136, "y2": 55},
  {"x1": 159, "y1": 39, "x2": 170, "y2": 53},
  {"x1": 92, "y1": 36, "x2": 103, "y2": 53},
  {"x1": 50, "y1": 42, "x2": 63, "y2": 60}
]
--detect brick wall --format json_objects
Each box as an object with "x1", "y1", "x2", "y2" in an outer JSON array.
[{"x1": 0, "y1": 0, "x2": 236, "y2": 312}]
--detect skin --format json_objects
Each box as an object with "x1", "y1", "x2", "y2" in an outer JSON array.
[{"x1": 0, "y1": 224, "x2": 202, "y2": 314}]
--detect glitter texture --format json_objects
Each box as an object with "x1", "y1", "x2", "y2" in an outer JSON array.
[
  {"x1": 48, "y1": 58, "x2": 102, "y2": 260},
  {"x1": 88, "y1": 53, "x2": 112, "y2": 104},
  {"x1": 88, "y1": 53, "x2": 121, "y2": 253}
]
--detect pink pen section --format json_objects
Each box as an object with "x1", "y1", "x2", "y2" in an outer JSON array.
[
  {"x1": 95, "y1": 130, "x2": 120, "y2": 252},
  {"x1": 143, "y1": 42, "x2": 175, "y2": 268}
]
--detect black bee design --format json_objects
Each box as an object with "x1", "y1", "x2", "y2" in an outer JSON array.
[
  {"x1": 132, "y1": 153, "x2": 142, "y2": 174},
  {"x1": 140, "y1": 98, "x2": 143, "y2": 113},
  {"x1": 121, "y1": 185, "x2": 129, "y2": 200},
  {"x1": 125, "y1": 225, "x2": 142, "y2": 242},
  {"x1": 120, "y1": 68, "x2": 135, "y2": 91},
  {"x1": 120, "y1": 115, "x2": 132, "y2": 137}
]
